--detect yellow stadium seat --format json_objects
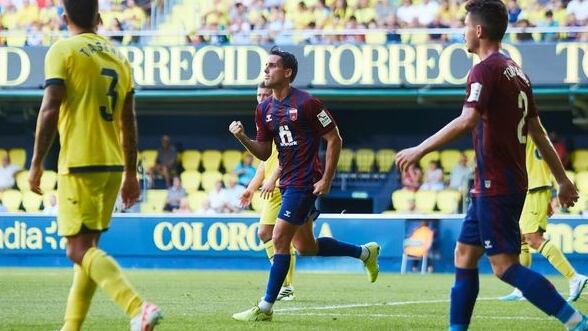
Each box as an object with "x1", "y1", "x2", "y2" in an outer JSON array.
[
  {"x1": 376, "y1": 149, "x2": 396, "y2": 173},
  {"x1": 391, "y1": 189, "x2": 415, "y2": 213},
  {"x1": 22, "y1": 191, "x2": 43, "y2": 212},
  {"x1": 464, "y1": 149, "x2": 476, "y2": 167},
  {"x1": 568, "y1": 194, "x2": 588, "y2": 215},
  {"x1": 356, "y1": 149, "x2": 375, "y2": 173},
  {"x1": 0, "y1": 149, "x2": 7, "y2": 160},
  {"x1": 576, "y1": 171, "x2": 588, "y2": 194},
  {"x1": 251, "y1": 191, "x2": 264, "y2": 212},
  {"x1": 202, "y1": 150, "x2": 222, "y2": 172},
  {"x1": 419, "y1": 151, "x2": 440, "y2": 170},
  {"x1": 40, "y1": 170, "x2": 57, "y2": 192},
  {"x1": 141, "y1": 149, "x2": 158, "y2": 169},
  {"x1": 9, "y1": 148, "x2": 26, "y2": 168},
  {"x1": 415, "y1": 190, "x2": 437, "y2": 213},
  {"x1": 15, "y1": 171, "x2": 30, "y2": 191},
  {"x1": 201, "y1": 171, "x2": 223, "y2": 192},
  {"x1": 180, "y1": 170, "x2": 202, "y2": 193},
  {"x1": 244, "y1": 151, "x2": 261, "y2": 168},
  {"x1": 181, "y1": 150, "x2": 201, "y2": 171},
  {"x1": 145, "y1": 189, "x2": 167, "y2": 211},
  {"x1": 572, "y1": 149, "x2": 588, "y2": 172},
  {"x1": 140, "y1": 202, "x2": 162, "y2": 213},
  {"x1": 2, "y1": 189, "x2": 22, "y2": 212},
  {"x1": 188, "y1": 191, "x2": 208, "y2": 211},
  {"x1": 223, "y1": 150, "x2": 243, "y2": 173},
  {"x1": 338, "y1": 149, "x2": 354, "y2": 172},
  {"x1": 437, "y1": 190, "x2": 462, "y2": 214},
  {"x1": 440, "y1": 150, "x2": 461, "y2": 173},
  {"x1": 43, "y1": 191, "x2": 57, "y2": 209}
]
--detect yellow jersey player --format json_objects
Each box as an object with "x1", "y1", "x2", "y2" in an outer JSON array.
[
  {"x1": 28, "y1": 1, "x2": 162, "y2": 330},
  {"x1": 501, "y1": 137, "x2": 587, "y2": 302},
  {"x1": 240, "y1": 82, "x2": 297, "y2": 301}
]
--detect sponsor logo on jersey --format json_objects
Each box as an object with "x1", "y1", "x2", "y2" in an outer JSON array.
[
  {"x1": 289, "y1": 108, "x2": 298, "y2": 121},
  {"x1": 317, "y1": 110, "x2": 332, "y2": 127}
]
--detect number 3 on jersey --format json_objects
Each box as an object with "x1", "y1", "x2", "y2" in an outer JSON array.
[
  {"x1": 517, "y1": 91, "x2": 528, "y2": 144},
  {"x1": 100, "y1": 68, "x2": 118, "y2": 122}
]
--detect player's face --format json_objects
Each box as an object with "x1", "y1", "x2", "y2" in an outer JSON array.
[
  {"x1": 464, "y1": 14, "x2": 480, "y2": 54},
  {"x1": 256, "y1": 87, "x2": 272, "y2": 103},
  {"x1": 264, "y1": 55, "x2": 290, "y2": 88}
]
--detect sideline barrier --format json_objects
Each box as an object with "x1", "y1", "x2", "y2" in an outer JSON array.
[{"x1": 0, "y1": 213, "x2": 586, "y2": 273}]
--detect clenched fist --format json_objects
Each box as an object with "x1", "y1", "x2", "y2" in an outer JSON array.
[{"x1": 229, "y1": 121, "x2": 245, "y2": 137}]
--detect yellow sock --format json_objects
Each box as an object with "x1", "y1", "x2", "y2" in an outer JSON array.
[
  {"x1": 520, "y1": 242, "x2": 532, "y2": 268},
  {"x1": 284, "y1": 245, "x2": 296, "y2": 286},
  {"x1": 539, "y1": 240, "x2": 576, "y2": 280},
  {"x1": 264, "y1": 240, "x2": 275, "y2": 263},
  {"x1": 81, "y1": 247, "x2": 143, "y2": 317},
  {"x1": 61, "y1": 265, "x2": 97, "y2": 331}
]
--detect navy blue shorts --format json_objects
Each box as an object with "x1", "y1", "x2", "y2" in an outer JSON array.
[
  {"x1": 278, "y1": 188, "x2": 319, "y2": 226},
  {"x1": 458, "y1": 193, "x2": 525, "y2": 256}
]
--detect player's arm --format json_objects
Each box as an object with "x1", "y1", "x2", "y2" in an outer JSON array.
[
  {"x1": 229, "y1": 107, "x2": 272, "y2": 160},
  {"x1": 528, "y1": 116, "x2": 578, "y2": 208},
  {"x1": 29, "y1": 84, "x2": 64, "y2": 194},
  {"x1": 313, "y1": 126, "x2": 342, "y2": 196},
  {"x1": 119, "y1": 91, "x2": 140, "y2": 208},
  {"x1": 260, "y1": 165, "x2": 280, "y2": 199},
  {"x1": 396, "y1": 106, "x2": 480, "y2": 173}
]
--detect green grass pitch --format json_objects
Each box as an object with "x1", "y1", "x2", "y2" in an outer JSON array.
[{"x1": 1, "y1": 268, "x2": 586, "y2": 330}]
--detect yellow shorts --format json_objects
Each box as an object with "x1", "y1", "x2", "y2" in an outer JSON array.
[
  {"x1": 519, "y1": 188, "x2": 551, "y2": 234},
  {"x1": 259, "y1": 189, "x2": 282, "y2": 225},
  {"x1": 58, "y1": 172, "x2": 122, "y2": 236}
]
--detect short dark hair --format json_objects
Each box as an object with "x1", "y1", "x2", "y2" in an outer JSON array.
[
  {"x1": 270, "y1": 46, "x2": 298, "y2": 83},
  {"x1": 465, "y1": 0, "x2": 508, "y2": 41},
  {"x1": 63, "y1": 0, "x2": 98, "y2": 30}
]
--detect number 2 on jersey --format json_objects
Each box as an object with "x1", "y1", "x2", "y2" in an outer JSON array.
[
  {"x1": 99, "y1": 68, "x2": 118, "y2": 122},
  {"x1": 517, "y1": 91, "x2": 528, "y2": 144}
]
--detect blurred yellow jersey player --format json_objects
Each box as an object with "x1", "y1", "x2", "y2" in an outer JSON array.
[
  {"x1": 500, "y1": 137, "x2": 587, "y2": 302},
  {"x1": 28, "y1": 0, "x2": 162, "y2": 330}
]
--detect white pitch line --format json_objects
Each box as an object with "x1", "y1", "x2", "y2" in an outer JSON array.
[{"x1": 280, "y1": 312, "x2": 548, "y2": 321}]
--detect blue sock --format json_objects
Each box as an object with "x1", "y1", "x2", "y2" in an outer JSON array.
[
  {"x1": 501, "y1": 263, "x2": 574, "y2": 323},
  {"x1": 317, "y1": 237, "x2": 362, "y2": 259},
  {"x1": 263, "y1": 254, "x2": 291, "y2": 303},
  {"x1": 449, "y1": 268, "x2": 479, "y2": 330}
]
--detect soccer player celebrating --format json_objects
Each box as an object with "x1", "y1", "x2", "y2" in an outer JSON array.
[
  {"x1": 229, "y1": 47, "x2": 380, "y2": 322},
  {"x1": 395, "y1": 0, "x2": 586, "y2": 330},
  {"x1": 240, "y1": 81, "x2": 297, "y2": 301},
  {"x1": 28, "y1": 1, "x2": 162, "y2": 330},
  {"x1": 500, "y1": 137, "x2": 587, "y2": 302}
]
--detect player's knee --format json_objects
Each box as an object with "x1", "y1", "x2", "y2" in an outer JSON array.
[
  {"x1": 272, "y1": 233, "x2": 291, "y2": 253},
  {"x1": 258, "y1": 227, "x2": 273, "y2": 242},
  {"x1": 66, "y1": 245, "x2": 85, "y2": 265},
  {"x1": 294, "y1": 244, "x2": 318, "y2": 256},
  {"x1": 523, "y1": 234, "x2": 543, "y2": 250},
  {"x1": 454, "y1": 245, "x2": 476, "y2": 268}
]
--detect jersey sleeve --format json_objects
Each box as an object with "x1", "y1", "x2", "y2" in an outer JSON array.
[
  {"x1": 123, "y1": 58, "x2": 135, "y2": 94},
  {"x1": 525, "y1": 76, "x2": 538, "y2": 119},
  {"x1": 44, "y1": 43, "x2": 67, "y2": 87},
  {"x1": 255, "y1": 104, "x2": 272, "y2": 142},
  {"x1": 304, "y1": 97, "x2": 337, "y2": 136},
  {"x1": 464, "y1": 64, "x2": 493, "y2": 114}
]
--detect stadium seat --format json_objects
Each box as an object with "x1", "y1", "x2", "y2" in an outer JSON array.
[
  {"x1": 437, "y1": 190, "x2": 462, "y2": 214},
  {"x1": 145, "y1": 189, "x2": 167, "y2": 212},
  {"x1": 415, "y1": 190, "x2": 437, "y2": 213},
  {"x1": 2, "y1": 189, "x2": 22, "y2": 212},
  {"x1": 222, "y1": 149, "x2": 242, "y2": 173},
  {"x1": 419, "y1": 151, "x2": 440, "y2": 170},
  {"x1": 22, "y1": 191, "x2": 43, "y2": 212},
  {"x1": 181, "y1": 150, "x2": 201, "y2": 171},
  {"x1": 202, "y1": 150, "x2": 222, "y2": 172},
  {"x1": 9, "y1": 148, "x2": 27, "y2": 168},
  {"x1": 40, "y1": 170, "x2": 57, "y2": 192},
  {"x1": 180, "y1": 170, "x2": 202, "y2": 193},
  {"x1": 576, "y1": 171, "x2": 588, "y2": 194},
  {"x1": 188, "y1": 191, "x2": 208, "y2": 211},
  {"x1": 245, "y1": 151, "x2": 261, "y2": 168},
  {"x1": 401, "y1": 223, "x2": 434, "y2": 274},
  {"x1": 0, "y1": 149, "x2": 7, "y2": 160},
  {"x1": 201, "y1": 171, "x2": 223, "y2": 192},
  {"x1": 43, "y1": 191, "x2": 57, "y2": 209},
  {"x1": 440, "y1": 150, "x2": 461, "y2": 173},
  {"x1": 391, "y1": 189, "x2": 415, "y2": 213},
  {"x1": 338, "y1": 149, "x2": 354, "y2": 172},
  {"x1": 376, "y1": 149, "x2": 396, "y2": 173},
  {"x1": 464, "y1": 149, "x2": 476, "y2": 167},
  {"x1": 15, "y1": 171, "x2": 30, "y2": 191},
  {"x1": 568, "y1": 194, "x2": 588, "y2": 215},
  {"x1": 140, "y1": 149, "x2": 158, "y2": 170},
  {"x1": 355, "y1": 149, "x2": 375, "y2": 173},
  {"x1": 251, "y1": 191, "x2": 264, "y2": 212},
  {"x1": 572, "y1": 149, "x2": 588, "y2": 172},
  {"x1": 140, "y1": 202, "x2": 161, "y2": 213}
]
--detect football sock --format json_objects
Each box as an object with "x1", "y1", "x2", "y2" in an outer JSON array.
[
  {"x1": 449, "y1": 267, "x2": 479, "y2": 329},
  {"x1": 520, "y1": 242, "x2": 531, "y2": 268},
  {"x1": 263, "y1": 240, "x2": 275, "y2": 262},
  {"x1": 539, "y1": 240, "x2": 576, "y2": 280},
  {"x1": 62, "y1": 265, "x2": 97, "y2": 331},
  {"x1": 316, "y1": 237, "x2": 362, "y2": 259},
  {"x1": 263, "y1": 254, "x2": 291, "y2": 304},
  {"x1": 284, "y1": 245, "x2": 296, "y2": 287},
  {"x1": 81, "y1": 247, "x2": 143, "y2": 318},
  {"x1": 501, "y1": 263, "x2": 577, "y2": 324}
]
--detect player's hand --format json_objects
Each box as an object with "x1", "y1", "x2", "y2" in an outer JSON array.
[
  {"x1": 229, "y1": 121, "x2": 245, "y2": 138},
  {"x1": 28, "y1": 164, "x2": 43, "y2": 195},
  {"x1": 396, "y1": 146, "x2": 424, "y2": 174},
  {"x1": 557, "y1": 178, "x2": 579, "y2": 209},
  {"x1": 240, "y1": 189, "x2": 253, "y2": 208},
  {"x1": 260, "y1": 180, "x2": 275, "y2": 199},
  {"x1": 313, "y1": 178, "x2": 332, "y2": 196},
  {"x1": 120, "y1": 175, "x2": 140, "y2": 209}
]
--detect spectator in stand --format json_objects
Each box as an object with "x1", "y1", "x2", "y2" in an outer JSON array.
[
  {"x1": 314, "y1": 0, "x2": 331, "y2": 27},
  {"x1": 562, "y1": 13, "x2": 580, "y2": 41},
  {"x1": 427, "y1": 16, "x2": 449, "y2": 41},
  {"x1": 150, "y1": 134, "x2": 178, "y2": 188},
  {"x1": 449, "y1": 152, "x2": 472, "y2": 192},
  {"x1": 539, "y1": 10, "x2": 559, "y2": 42},
  {"x1": 164, "y1": 176, "x2": 187, "y2": 212},
  {"x1": 437, "y1": 0, "x2": 456, "y2": 26},
  {"x1": 402, "y1": 163, "x2": 422, "y2": 191},
  {"x1": 108, "y1": 17, "x2": 125, "y2": 44},
  {"x1": 43, "y1": 193, "x2": 58, "y2": 214},
  {"x1": 225, "y1": 176, "x2": 246, "y2": 213},
  {"x1": 385, "y1": 13, "x2": 401, "y2": 43},
  {"x1": 515, "y1": 18, "x2": 534, "y2": 42},
  {"x1": 208, "y1": 180, "x2": 228, "y2": 213},
  {"x1": 447, "y1": 18, "x2": 465, "y2": 43},
  {"x1": 234, "y1": 153, "x2": 256, "y2": 187},
  {"x1": 549, "y1": 131, "x2": 570, "y2": 169},
  {"x1": 567, "y1": 0, "x2": 588, "y2": 25},
  {"x1": 507, "y1": 0, "x2": 522, "y2": 24},
  {"x1": 173, "y1": 197, "x2": 193, "y2": 214},
  {"x1": 396, "y1": 0, "x2": 418, "y2": 27},
  {"x1": 421, "y1": 160, "x2": 445, "y2": 191},
  {"x1": 0, "y1": 154, "x2": 21, "y2": 191},
  {"x1": 374, "y1": 0, "x2": 395, "y2": 24},
  {"x1": 417, "y1": 0, "x2": 440, "y2": 26},
  {"x1": 195, "y1": 198, "x2": 216, "y2": 215}
]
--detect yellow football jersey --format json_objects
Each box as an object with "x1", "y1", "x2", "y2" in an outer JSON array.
[
  {"x1": 526, "y1": 137, "x2": 553, "y2": 190},
  {"x1": 44, "y1": 33, "x2": 133, "y2": 174},
  {"x1": 264, "y1": 143, "x2": 279, "y2": 183}
]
